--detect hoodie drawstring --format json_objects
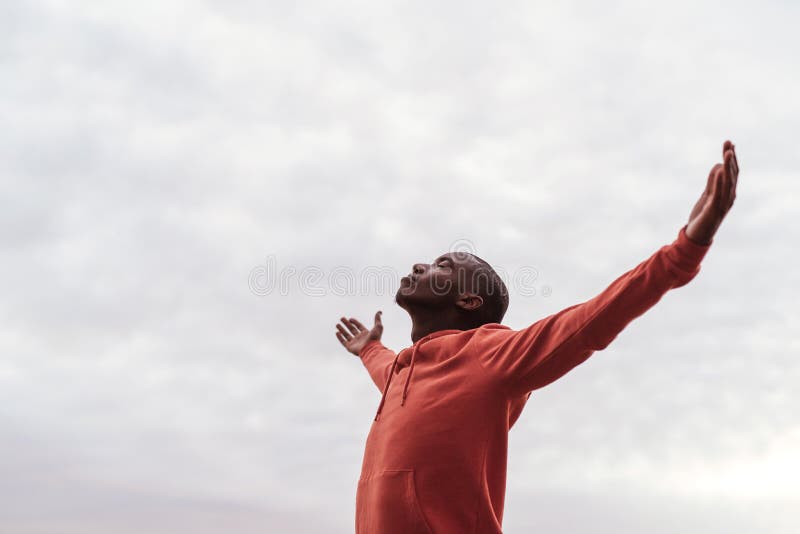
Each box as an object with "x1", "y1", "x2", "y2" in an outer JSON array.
[
  {"x1": 400, "y1": 344, "x2": 418, "y2": 406},
  {"x1": 374, "y1": 354, "x2": 400, "y2": 421},
  {"x1": 373, "y1": 343, "x2": 420, "y2": 421}
]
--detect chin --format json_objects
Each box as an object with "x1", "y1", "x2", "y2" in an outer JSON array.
[
  {"x1": 394, "y1": 288, "x2": 407, "y2": 307},
  {"x1": 394, "y1": 286, "x2": 418, "y2": 309}
]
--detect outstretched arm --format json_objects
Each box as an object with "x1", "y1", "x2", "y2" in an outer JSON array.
[
  {"x1": 473, "y1": 141, "x2": 740, "y2": 398},
  {"x1": 335, "y1": 311, "x2": 397, "y2": 393}
]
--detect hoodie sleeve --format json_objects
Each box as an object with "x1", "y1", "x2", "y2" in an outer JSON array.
[
  {"x1": 474, "y1": 225, "x2": 712, "y2": 398},
  {"x1": 359, "y1": 340, "x2": 398, "y2": 393}
]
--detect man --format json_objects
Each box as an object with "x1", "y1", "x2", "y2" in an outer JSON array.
[{"x1": 335, "y1": 141, "x2": 739, "y2": 533}]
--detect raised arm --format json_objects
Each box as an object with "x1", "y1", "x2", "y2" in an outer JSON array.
[
  {"x1": 473, "y1": 140, "x2": 739, "y2": 398},
  {"x1": 335, "y1": 311, "x2": 398, "y2": 393}
]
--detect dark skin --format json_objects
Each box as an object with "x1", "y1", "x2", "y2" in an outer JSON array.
[{"x1": 336, "y1": 140, "x2": 740, "y2": 356}]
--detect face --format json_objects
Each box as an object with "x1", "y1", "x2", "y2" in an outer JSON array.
[{"x1": 395, "y1": 252, "x2": 483, "y2": 311}]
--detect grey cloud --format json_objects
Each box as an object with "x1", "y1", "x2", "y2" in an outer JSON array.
[{"x1": 1, "y1": 0, "x2": 798, "y2": 532}]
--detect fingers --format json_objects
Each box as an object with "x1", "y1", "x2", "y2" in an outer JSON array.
[
  {"x1": 722, "y1": 138, "x2": 739, "y2": 189},
  {"x1": 704, "y1": 163, "x2": 718, "y2": 195},
  {"x1": 707, "y1": 142, "x2": 739, "y2": 217},
  {"x1": 336, "y1": 316, "x2": 370, "y2": 346},
  {"x1": 372, "y1": 311, "x2": 384, "y2": 336},
  {"x1": 709, "y1": 163, "x2": 724, "y2": 211},
  {"x1": 340, "y1": 316, "x2": 362, "y2": 336},
  {"x1": 690, "y1": 141, "x2": 738, "y2": 236},
  {"x1": 335, "y1": 312, "x2": 382, "y2": 346},
  {"x1": 336, "y1": 331, "x2": 348, "y2": 347},
  {"x1": 724, "y1": 150, "x2": 737, "y2": 209},
  {"x1": 336, "y1": 323, "x2": 352, "y2": 342},
  {"x1": 350, "y1": 317, "x2": 367, "y2": 331}
]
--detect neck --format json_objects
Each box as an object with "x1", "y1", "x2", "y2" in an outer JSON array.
[{"x1": 407, "y1": 307, "x2": 470, "y2": 343}]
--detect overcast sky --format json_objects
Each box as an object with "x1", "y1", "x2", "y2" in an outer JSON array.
[{"x1": 1, "y1": 0, "x2": 799, "y2": 532}]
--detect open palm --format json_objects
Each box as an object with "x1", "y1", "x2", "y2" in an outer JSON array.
[
  {"x1": 336, "y1": 311, "x2": 384, "y2": 356},
  {"x1": 686, "y1": 140, "x2": 739, "y2": 245}
]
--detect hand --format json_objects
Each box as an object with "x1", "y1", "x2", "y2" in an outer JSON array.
[
  {"x1": 335, "y1": 311, "x2": 384, "y2": 356},
  {"x1": 686, "y1": 140, "x2": 739, "y2": 245}
]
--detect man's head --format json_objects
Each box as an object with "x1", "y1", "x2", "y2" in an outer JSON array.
[{"x1": 395, "y1": 251, "x2": 509, "y2": 329}]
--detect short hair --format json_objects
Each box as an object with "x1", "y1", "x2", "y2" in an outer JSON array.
[{"x1": 466, "y1": 254, "x2": 509, "y2": 326}]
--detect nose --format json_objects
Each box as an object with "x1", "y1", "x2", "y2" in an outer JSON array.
[{"x1": 412, "y1": 263, "x2": 426, "y2": 275}]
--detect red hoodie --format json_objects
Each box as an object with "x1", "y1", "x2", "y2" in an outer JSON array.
[{"x1": 355, "y1": 225, "x2": 710, "y2": 533}]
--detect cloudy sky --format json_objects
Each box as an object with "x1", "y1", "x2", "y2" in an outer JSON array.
[{"x1": 2, "y1": 0, "x2": 799, "y2": 532}]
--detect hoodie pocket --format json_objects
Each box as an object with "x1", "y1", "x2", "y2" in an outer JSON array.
[{"x1": 356, "y1": 469, "x2": 433, "y2": 534}]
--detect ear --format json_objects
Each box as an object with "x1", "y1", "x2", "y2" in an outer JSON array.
[{"x1": 456, "y1": 293, "x2": 484, "y2": 311}]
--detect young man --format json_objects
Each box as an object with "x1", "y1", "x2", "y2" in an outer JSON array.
[{"x1": 335, "y1": 141, "x2": 739, "y2": 533}]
